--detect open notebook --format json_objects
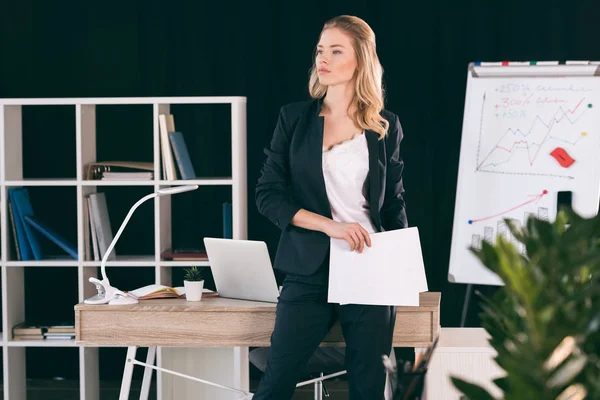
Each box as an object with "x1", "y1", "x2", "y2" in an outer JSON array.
[{"x1": 127, "y1": 284, "x2": 217, "y2": 300}]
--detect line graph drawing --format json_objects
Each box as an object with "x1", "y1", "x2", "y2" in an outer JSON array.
[{"x1": 476, "y1": 94, "x2": 591, "y2": 177}]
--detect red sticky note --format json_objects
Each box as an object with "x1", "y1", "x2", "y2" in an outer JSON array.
[{"x1": 550, "y1": 147, "x2": 575, "y2": 168}]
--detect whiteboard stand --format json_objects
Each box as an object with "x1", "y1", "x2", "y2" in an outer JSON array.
[
  {"x1": 449, "y1": 61, "x2": 600, "y2": 324},
  {"x1": 459, "y1": 284, "x2": 473, "y2": 327}
]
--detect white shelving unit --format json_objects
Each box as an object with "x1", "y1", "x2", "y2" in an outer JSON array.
[{"x1": 0, "y1": 97, "x2": 247, "y2": 399}]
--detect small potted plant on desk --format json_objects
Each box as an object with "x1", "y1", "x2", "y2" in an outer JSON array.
[{"x1": 183, "y1": 266, "x2": 204, "y2": 302}]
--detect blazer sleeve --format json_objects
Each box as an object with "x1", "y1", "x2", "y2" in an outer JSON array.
[
  {"x1": 381, "y1": 114, "x2": 408, "y2": 230},
  {"x1": 255, "y1": 107, "x2": 302, "y2": 231}
]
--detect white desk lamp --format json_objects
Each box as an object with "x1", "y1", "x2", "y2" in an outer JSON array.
[{"x1": 84, "y1": 185, "x2": 199, "y2": 305}]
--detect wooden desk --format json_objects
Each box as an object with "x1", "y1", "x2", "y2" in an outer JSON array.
[
  {"x1": 75, "y1": 292, "x2": 440, "y2": 399},
  {"x1": 76, "y1": 292, "x2": 440, "y2": 347}
]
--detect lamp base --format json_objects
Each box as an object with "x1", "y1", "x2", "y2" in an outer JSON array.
[
  {"x1": 84, "y1": 277, "x2": 139, "y2": 305},
  {"x1": 84, "y1": 277, "x2": 109, "y2": 304},
  {"x1": 83, "y1": 291, "x2": 109, "y2": 305}
]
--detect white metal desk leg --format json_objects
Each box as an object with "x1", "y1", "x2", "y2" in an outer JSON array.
[
  {"x1": 139, "y1": 346, "x2": 156, "y2": 400},
  {"x1": 120, "y1": 346, "x2": 138, "y2": 400}
]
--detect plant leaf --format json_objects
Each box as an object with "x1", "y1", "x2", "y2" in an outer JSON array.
[
  {"x1": 451, "y1": 377, "x2": 496, "y2": 400},
  {"x1": 493, "y1": 376, "x2": 510, "y2": 393}
]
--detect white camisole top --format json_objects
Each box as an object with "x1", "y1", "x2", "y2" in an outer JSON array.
[{"x1": 322, "y1": 132, "x2": 377, "y2": 234}]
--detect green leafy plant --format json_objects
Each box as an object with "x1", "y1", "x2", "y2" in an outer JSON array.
[
  {"x1": 452, "y1": 209, "x2": 600, "y2": 400},
  {"x1": 183, "y1": 266, "x2": 204, "y2": 282}
]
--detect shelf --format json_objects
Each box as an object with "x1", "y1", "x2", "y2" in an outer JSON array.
[
  {"x1": 2, "y1": 178, "x2": 235, "y2": 187},
  {"x1": 82, "y1": 255, "x2": 156, "y2": 267},
  {"x1": 158, "y1": 178, "x2": 233, "y2": 186},
  {"x1": 4, "y1": 179, "x2": 78, "y2": 186},
  {"x1": 81, "y1": 178, "x2": 233, "y2": 186},
  {"x1": 6, "y1": 339, "x2": 78, "y2": 347},
  {"x1": 4, "y1": 260, "x2": 79, "y2": 267},
  {"x1": 158, "y1": 261, "x2": 210, "y2": 267},
  {"x1": 0, "y1": 96, "x2": 247, "y2": 105},
  {"x1": 82, "y1": 180, "x2": 155, "y2": 186},
  {"x1": 3, "y1": 260, "x2": 212, "y2": 267}
]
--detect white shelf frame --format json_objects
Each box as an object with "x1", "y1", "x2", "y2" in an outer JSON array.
[
  {"x1": 0, "y1": 96, "x2": 247, "y2": 400},
  {"x1": 2, "y1": 178, "x2": 234, "y2": 186}
]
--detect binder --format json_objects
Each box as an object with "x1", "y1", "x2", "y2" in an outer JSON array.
[
  {"x1": 223, "y1": 202, "x2": 232, "y2": 239},
  {"x1": 24, "y1": 215, "x2": 77, "y2": 260},
  {"x1": 9, "y1": 188, "x2": 43, "y2": 260}
]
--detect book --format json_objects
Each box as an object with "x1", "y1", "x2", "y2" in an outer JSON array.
[
  {"x1": 44, "y1": 334, "x2": 75, "y2": 340},
  {"x1": 168, "y1": 131, "x2": 196, "y2": 179},
  {"x1": 13, "y1": 334, "x2": 45, "y2": 341},
  {"x1": 128, "y1": 284, "x2": 185, "y2": 299},
  {"x1": 159, "y1": 114, "x2": 178, "y2": 180},
  {"x1": 161, "y1": 248, "x2": 208, "y2": 261},
  {"x1": 13, "y1": 322, "x2": 46, "y2": 335},
  {"x1": 47, "y1": 326, "x2": 76, "y2": 334},
  {"x1": 127, "y1": 284, "x2": 216, "y2": 300},
  {"x1": 88, "y1": 193, "x2": 116, "y2": 260},
  {"x1": 8, "y1": 201, "x2": 22, "y2": 260},
  {"x1": 87, "y1": 197, "x2": 99, "y2": 261}
]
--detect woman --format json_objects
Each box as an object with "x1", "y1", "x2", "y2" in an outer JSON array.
[{"x1": 254, "y1": 15, "x2": 407, "y2": 400}]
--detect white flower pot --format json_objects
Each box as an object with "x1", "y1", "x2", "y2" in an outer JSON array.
[{"x1": 184, "y1": 280, "x2": 204, "y2": 301}]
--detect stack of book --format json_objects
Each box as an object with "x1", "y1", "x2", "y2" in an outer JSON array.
[
  {"x1": 161, "y1": 248, "x2": 208, "y2": 261},
  {"x1": 7, "y1": 187, "x2": 78, "y2": 261},
  {"x1": 12, "y1": 321, "x2": 76, "y2": 341},
  {"x1": 44, "y1": 323, "x2": 76, "y2": 340},
  {"x1": 12, "y1": 323, "x2": 45, "y2": 341},
  {"x1": 86, "y1": 161, "x2": 154, "y2": 181}
]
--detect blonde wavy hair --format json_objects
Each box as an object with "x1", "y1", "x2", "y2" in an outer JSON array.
[{"x1": 309, "y1": 15, "x2": 389, "y2": 139}]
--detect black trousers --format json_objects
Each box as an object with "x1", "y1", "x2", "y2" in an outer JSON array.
[{"x1": 253, "y1": 268, "x2": 395, "y2": 400}]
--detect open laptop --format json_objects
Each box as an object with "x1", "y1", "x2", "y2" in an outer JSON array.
[{"x1": 203, "y1": 237, "x2": 280, "y2": 303}]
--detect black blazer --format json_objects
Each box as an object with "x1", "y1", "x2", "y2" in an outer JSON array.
[{"x1": 255, "y1": 97, "x2": 408, "y2": 276}]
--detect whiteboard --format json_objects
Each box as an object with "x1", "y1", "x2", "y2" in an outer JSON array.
[{"x1": 449, "y1": 63, "x2": 600, "y2": 286}]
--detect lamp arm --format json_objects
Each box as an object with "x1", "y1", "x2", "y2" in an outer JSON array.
[{"x1": 100, "y1": 192, "x2": 158, "y2": 284}]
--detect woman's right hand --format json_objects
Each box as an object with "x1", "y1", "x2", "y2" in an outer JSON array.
[{"x1": 324, "y1": 220, "x2": 372, "y2": 253}]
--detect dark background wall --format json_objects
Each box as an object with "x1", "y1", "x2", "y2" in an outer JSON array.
[{"x1": 1, "y1": 0, "x2": 599, "y2": 382}]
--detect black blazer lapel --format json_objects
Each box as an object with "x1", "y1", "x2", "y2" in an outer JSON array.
[
  {"x1": 366, "y1": 130, "x2": 382, "y2": 230},
  {"x1": 292, "y1": 99, "x2": 333, "y2": 219},
  {"x1": 311, "y1": 114, "x2": 333, "y2": 219}
]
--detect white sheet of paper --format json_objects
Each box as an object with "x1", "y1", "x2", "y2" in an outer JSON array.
[{"x1": 327, "y1": 227, "x2": 428, "y2": 306}]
